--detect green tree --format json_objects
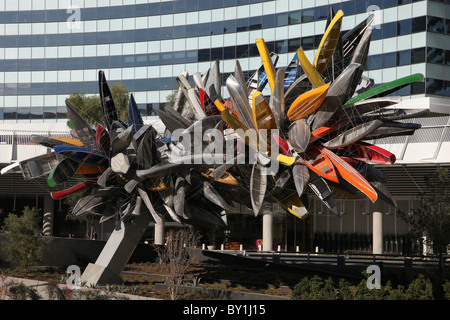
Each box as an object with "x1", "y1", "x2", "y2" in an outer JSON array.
[
  {"x1": 398, "y1": 168, "x2": 450, "y2": 270},
  {"x1": 67, "y1": 83, "x2": 129, "y2": 126},
  {"x1": 2, "y1": 206, "x2": 51, "y2": 271}
]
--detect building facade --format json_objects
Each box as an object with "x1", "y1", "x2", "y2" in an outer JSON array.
[{"x1": 0, "y1": 0, "x2": 449, "y2": 252}]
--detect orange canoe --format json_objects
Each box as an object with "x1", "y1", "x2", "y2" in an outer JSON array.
[
  {"x1": 304, "y1": 145, "x2": 339, "y2": 183},
  {"x1": 309, "y1": 120, "x2": 349, "y2": 143},
  {"x1": 321, "y1": 147, "x2": 377, "y2": 203}
]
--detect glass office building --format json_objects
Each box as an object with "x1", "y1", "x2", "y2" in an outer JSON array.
[{"x1": 0, "y1": 0, "x2": 449, "y2": 122}]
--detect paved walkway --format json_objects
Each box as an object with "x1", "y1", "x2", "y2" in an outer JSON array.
[{"x1": 0, "y1": 276, "x2": 157, "y2": 300}]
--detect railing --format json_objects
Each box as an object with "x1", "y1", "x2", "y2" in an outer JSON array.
[
  {"x1": 218, "y1": 249, "x2": 448, "y2": 268},
  {"x1": 0, "y1": 129, "x2": 72, "y2": 145}
]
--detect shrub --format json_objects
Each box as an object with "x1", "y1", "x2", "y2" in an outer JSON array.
[
  {"x1": 404, "y1": 274, "x2": 434, "y2": 300},
  {"x1": 2, "y1": 206, "x2": 51, "y2": 271},
  {"x1": 292, "y1": 275, "x2": 336, "y2": 300},
  {"x1": 443, "y1": 280, "x2": 450, "y2": 300}
]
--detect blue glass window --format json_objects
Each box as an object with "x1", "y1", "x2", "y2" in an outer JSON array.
[
  {"x1": 18, "y1": 11, "x2": 32, "y2": 23},
  {"x1": 161, "y1": 52, "x2": 173, "y2": 65},
  {"x1": 223, "y1": 19, "x2": 236, "y2": 33},
  {"x1": 96, "y1": 56, "x2": 110, "y2": 69},
  {"x1": 384, "y1": 0, "x2": 398, "y2": 7},
  {"x1": 198, "y1": 0, "x2": 211, "y2": 10},
  {"x1": 31, "y1": 59, "x2": 45, "y2": 71},
  {"x1": 236, "y1": 45, "x2": 249, "y2": 58},
  {"x1": 426, "y1": 78, "x2": 445, "y2": 95},
  {"x1": 5, "y1": 84, "x2": 17, "y2": 95},
  {"x1": 275, "y1": 40, "x2": 288, "y2": 54},
  {"x1": 123, "y1": 55, "x2": 135, "y2": 67},
  {"x1": 382, "y1": 52, "x2": 396, "y2": 68},
  {"x1": 173, "y1": 0, "x2": 186, "y2": 13},
  {"x1": 427, "y1": 47, "x2": 444, "y2": 64},
  {"x1": 383, "y1": 22, "x2": 397, "y2": 38},
  {"x1": 315, "y1": 6, "x2": 328, "y2": 21},
  {"x1": 412, "y1": 16, "x2": 426, "y2": 33},
  {"x1": 45, "y1": 82, "x2": 58, "y2": 95},
  {"x1": 276, "y1": 12, "x2": 288, "y2": 27},
  {"x1": 236, "y1": 18, "x2": 249, "y2": 32},
  {"x1": 17, "y1": 83, "x2": 30, "y2": 95},
  {"x1": 31, "y1": 10, "x2": 45, "y2": 22},
  {"x1": 31, "y1": 107, "x2": 43, "y2": 120},
  {"x1": 288, "y1": 38, "x2": 301, "y2": 52},
  {"x1": 368, "y1": 54, "x2": 382, "y2": 70},
  {"x1": 411, "y1": 47, "x2": 425, "y2": 63},
  {"x1": 289, "y1": 11, "x2": 301, "y2": 25},
  {"x1": 17, "y1": 107, "x2": 31, "y2": 120},
  {"x1": 355, "y1": 0, "x2": 368, "y2": 14},
  {"x1": 397, "y1": 19, "x2": 411, "y2": 36},
  {"x1": 224, "y1": 46, "x2": 236, "y2": 60},
  {"x1": 148, "y1": 53, "x2": 160, "y2": 66},
  {"x1": 186, "y1": 50, "x2": 198, "y2": 63},
  {"x1": 198, "y1": 49, "x2": 210, "y2": 62},
  {"x1": 71, "y1": 33, "x2": 84, "y2": 46},
  {"x1": 249, "y1": 16, "x2": 262, "y2": 30},
  {"x1": 301, "y1": 36, "x2": 314, "y2": 50},
  {"x1": 173, "y1": 51, "x2": 185, "y2": 64},
  {"x1": 428, "y1": 16, "x2": 445, "y2": 33},
  {"x1": 341, "y1": 1, "x2": 355, "y2": 15},
  {"x1": 44, "y1": 107, "x2": 57, "y2": 120},
  {"x1": 122, "y1": 5, "x2": 135, "y2": 18},
  {"x1": 4, "y1": 108, "x2": 17, "y2": 120},
  {"x1": 186, "y1": 24, "x2": 198, "y2": 37},
  {"x1": 397, "y1": 49, "x2": 411, "y2": 66},
  {"x1": 97, "y1": 6, "x2": 110, "y2": 19},
  {"x1": 211, "y1": 48, "x2": 223, "y2": 61},
  {"x1": 302, "y1": 8, "x2": 314, "y2": 23},
  {"x1": 18, "y1": 35, "x2": 31, "y2": 47},
  {"x1": 110, "y1": 56, "x2": 123, "y2": 68},
  {"x1": 186, "y1": 0, "x2": 199, "y2": 11},
  {"x1": 31, "y1": 83, "x2": 44, "y2": 95},
  {"x1": 135, "y1": 54, "x2": 147, "y2": 66},
  {"x1": 84, "y1": 32, "x2": 97, "y2": 44},
  {"x1": 135, "y1": 29, "x2": 148, "y2": 41},
  {"x1": 84, "y1": 8, "x2": 97, "y2": 20}
]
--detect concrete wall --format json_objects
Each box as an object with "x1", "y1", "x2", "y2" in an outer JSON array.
[{"x1": 0, "y1": 234, "x2": 157, "y2": 269}]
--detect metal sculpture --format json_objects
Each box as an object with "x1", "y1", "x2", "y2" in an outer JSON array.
[{"x1": 1, "y1": 9, "x2": 427, "y2": 284}]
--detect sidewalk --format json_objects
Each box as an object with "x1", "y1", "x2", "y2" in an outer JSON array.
[{"x1": 0, "y1": 276, "x2": 157, "y2": 300}]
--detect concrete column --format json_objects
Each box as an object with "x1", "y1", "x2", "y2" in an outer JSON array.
[
  {"x1": 42, "y1": 195, "x2": 54, "y2": 236},
  {"x1": 154, "y1": 218, "x2": 165, "y2": 245},
  {"x1": 372, "y1": 210, "x2": 383, "y2": 255},
  {"x1": 262, "y1": 203, "x2": 273, "y2": 251}
]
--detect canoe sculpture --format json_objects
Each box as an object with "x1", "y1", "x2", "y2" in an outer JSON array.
[{"x1": 2, "y1": 8, "x2": 428, "y2": 229}]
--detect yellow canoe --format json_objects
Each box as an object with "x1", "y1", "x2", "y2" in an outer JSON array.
[
  {"x1": 287, "y1": 83, "x2": 330, "y2": 121},
  {"x1": 297, "y1": 47, "x2": 325, "y2": 88},
  {"x1": 314, "y1": 10, "x2": 344, "y2": 74},
  {"x1": 252, "y1": 91, "x2": 276, "y2": 132},
  {"x1": 256, "y1": 38, "x2": 276, "y2": 93}
]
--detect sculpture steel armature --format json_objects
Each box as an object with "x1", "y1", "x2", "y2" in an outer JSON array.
[{"x1": 1, "y1": 9, "x2": 427, "y2": 285}]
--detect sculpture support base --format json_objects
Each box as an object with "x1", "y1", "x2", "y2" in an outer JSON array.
[
  {"x1": 81, "y1": 263, "x2": 123, "y2": 286},
  {"x1": 80, "y1": 213, "x2": 152, "y2": 286}
]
